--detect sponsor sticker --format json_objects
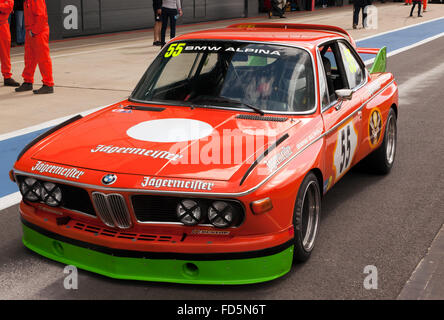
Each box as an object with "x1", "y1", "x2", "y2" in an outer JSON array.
[
  {"x1": 369, "y1": 108, "x2": 382, "y2": 148},
  {"x1": 91, "y1": 145, "x2": 183, "y2": 161},
  {"x1": 31, "y1": 161, "x2": 85, "y2": 179},
  {"x1": 323, "y1": 176, "x2": 333, "y2": 193},
  {"x1": 265, "y1": 146, "x2": 293, "y2": 172},
  {"x1": 183, "y1": 45, "x2": 281, "y2": 56},
  {"x1": 112, "y1": 108, "x2": 132, "y2": 114},
  {"x1": 141, "y1": 177, "x2": 215, "y2": 191},
  {"x1": 191, "y1": 229, "x2": 230, "y2": 236}
]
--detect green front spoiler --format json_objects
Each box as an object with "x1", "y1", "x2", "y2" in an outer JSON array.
[{"x1": 22, "y1": 224, "x2": 294, "y2": 285}]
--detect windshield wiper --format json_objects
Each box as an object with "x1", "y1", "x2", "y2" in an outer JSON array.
[{"x1": 190, "y1": 95, "x2": 264, "y2": 116}]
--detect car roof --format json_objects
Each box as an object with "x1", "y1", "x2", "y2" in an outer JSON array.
[{"x1": 173, "y1": 23, "x2": 354, "y2": 50}]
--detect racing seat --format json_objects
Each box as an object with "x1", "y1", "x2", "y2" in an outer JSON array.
[{"x1": 322, "y1": 56, "x2": 335, "y2": 100}]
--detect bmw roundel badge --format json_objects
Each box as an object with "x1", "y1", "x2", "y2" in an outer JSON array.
[{"x1": 102, "y1": 174, "x2": 117, "y2": 185}]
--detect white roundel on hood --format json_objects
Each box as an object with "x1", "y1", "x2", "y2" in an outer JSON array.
[{"x1": 126, "y1": 118, "x2": 214, "y2": 143}]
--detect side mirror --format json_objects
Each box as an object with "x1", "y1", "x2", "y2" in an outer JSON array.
[{"x1": 335, "y1": 89, "x2": 353, "y2": 101}]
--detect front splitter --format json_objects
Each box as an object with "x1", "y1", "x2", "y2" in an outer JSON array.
[{"x1": 22, "y1": 223, "x2": 294, "y2": 285}]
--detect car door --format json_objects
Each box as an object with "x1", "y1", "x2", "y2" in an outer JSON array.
[{"x1": 319, "y1": 40, "x2": 366, "y2": 192}]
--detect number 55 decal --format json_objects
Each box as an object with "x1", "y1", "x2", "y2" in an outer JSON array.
[
  {"x1": 164, "y1": 43, "x2": 186, "y2": 58},
  {"x1": 333, "y1": 120, "x2": 358, "y2": 180}
]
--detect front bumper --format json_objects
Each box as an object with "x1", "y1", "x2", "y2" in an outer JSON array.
[{"x1": 22, "y1": 220, "x2": 294, "y2": 285}]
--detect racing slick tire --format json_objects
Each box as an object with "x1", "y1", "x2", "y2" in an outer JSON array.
[
  {"x1": 368, "y1": 108, "x2": 397, "y2": 174},
  {"x1": 292, "y1": 172, "x2": 321, "y2": 263}
]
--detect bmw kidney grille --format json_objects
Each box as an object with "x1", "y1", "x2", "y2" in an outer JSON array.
[{"x1": 92, "y1": 192, "x2": 132, "y2": 229}]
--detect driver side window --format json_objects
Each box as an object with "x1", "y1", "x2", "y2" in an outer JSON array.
[
  {"x1": 319, "y1": 42, "x2": 348, "y2": 104},
  {"x1": 338, "y1": 42, "x2": 365, "y2": 89}
]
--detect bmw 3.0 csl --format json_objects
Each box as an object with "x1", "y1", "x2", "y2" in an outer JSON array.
[{"x1": 11, "y1": 23, "x2": 398, "y2": 284}]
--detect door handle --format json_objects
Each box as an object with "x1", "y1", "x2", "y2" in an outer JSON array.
[{"x1": 335, "y1": 100, "x2": 343, "y2": 111}]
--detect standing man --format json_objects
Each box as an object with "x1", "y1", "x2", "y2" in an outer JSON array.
[
  {"x1": 14, "y1": 0, "x2": 25, "y2": 45},
  {"x1": 353, "y1": 0, "x2": 368, "y2": 29},
  {"x1": 0, "y1": 0, "x2": 20, "y2": 87},
  {"x1": 15, "y1": 0, "x2": 54, "y2": 94},
  {"x1": 409, "y1": 0, "x2": 422, "y2": 17},
  {"x1": 422, "y1": 0, "x2": 427, "y2": 12},
  {"x1": 160, "y1": 0, "x2": 183, "y2": 47},
  {"x1": 153, "y1": 0, "x2": 162, "y2": 46}
]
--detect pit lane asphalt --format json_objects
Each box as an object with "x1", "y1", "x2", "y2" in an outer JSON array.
[{"x1": 1, "y1": 37, "x2": 443, "y2": 301}]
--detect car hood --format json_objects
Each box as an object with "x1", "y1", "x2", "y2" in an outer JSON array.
[{"x1": 31, "y1": 103, "x2": 298, "y2": 181}]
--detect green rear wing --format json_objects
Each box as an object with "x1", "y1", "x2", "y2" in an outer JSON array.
[{"x1": 356, "y1": 46, "x2": 387, "y2": 74}]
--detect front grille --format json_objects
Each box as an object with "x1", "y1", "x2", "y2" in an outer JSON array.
[
  {"x1": 132, "y1": 195, "x2": 244, "y2": 225},
  {"x1": 132, "y1": 195, "x2": 181, "y2": 223},
  {"x1": 92, "y1": 192, "x2": 132, "y2": 229},
  {"x1": 60, "y1": 184, "x2": 95, "y2": 216}
]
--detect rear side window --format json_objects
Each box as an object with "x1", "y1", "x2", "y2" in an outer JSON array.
[{"x1": 338, "y1": 42, "x2": 365, "y2": 89}]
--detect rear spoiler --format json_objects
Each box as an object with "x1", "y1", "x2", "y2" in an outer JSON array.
[
  {"x1": 356, "y1": 46, "x2": 387, "y2": 74},
  {"x1": 228, "y1": 23, "x2": 356, "y2": 47}
]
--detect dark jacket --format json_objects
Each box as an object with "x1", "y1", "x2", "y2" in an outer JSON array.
[
  {"x1": 354, "y1": 0, "x2": 369, "y2": 6},
  {"x1": 153, "y1": 0, "x2": 162, "y2": 10},
  {"x1": 14, "y1": 0, "x2": 24, "y2": 11}
]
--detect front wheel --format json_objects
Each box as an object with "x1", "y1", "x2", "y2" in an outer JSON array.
[
  {"x1": 367, "y1": 108, "x2": 397, "y2": 174},
  {"x1": 292, "y1": 172, "x2": 321, "y2": 263}
]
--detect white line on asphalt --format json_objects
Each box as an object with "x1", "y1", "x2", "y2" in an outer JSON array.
[
  {"x1": 10, "y1": 35, "x2": 152, "y2": 58},
  {"x1": 11, "y1": 42, "x2": 159, "y2": 65},
  {"x1": 9, "y1": 15, "x2": 443, "y2": 65},
  {"x1": 0, "y1": 105, "x2": 107, "y2": 142},
  {"x1": 363, "y1": 31, "x2": 444, "y2": 65},
  {"x1": 0, "y1": 192, "x2": 21, "y2": 211},
  {"x1": 357, "y1": 16, "x2": 444, "y2": 42},
  {"x1": 8, "y1": 10, "x2": 341, "y2": 59}
]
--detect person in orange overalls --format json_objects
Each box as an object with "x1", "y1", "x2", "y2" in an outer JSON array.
[
  {"x1": 0, "y1": 0, "x2": 20, "y2": 87},
  {"x1": 422, "y1": 0, "x2": 427, "y2": 12},
  {"x1": 15, "y1": 0, "x2": 54, "y2": 94}
]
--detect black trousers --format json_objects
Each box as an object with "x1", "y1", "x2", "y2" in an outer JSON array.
[
  {"x1": 270, "y1": 0, "x2": 285, "y2": 17},
  {"x1": 410, "y1": 2, "x2": 422, "y2": 16},
  {"x1": 161, "y1": 7, "x2": 178, "y2": 45},
  {"x1": 353, "y1": 5, "x2": 367, "y2": 26}
]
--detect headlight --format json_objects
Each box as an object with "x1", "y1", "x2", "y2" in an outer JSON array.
[
  {"x1": 208, "y1": 201, "x2": 236, "y2": 228},
  {"x1": 41, "y1": 182, "x2": 62, "y2": 207},
  {"x1": 19, "y1": 178, "x2": 42, "y2": 202},
  {"x1": 176, "y1": 199, "x2": 202, "y2": 226}
]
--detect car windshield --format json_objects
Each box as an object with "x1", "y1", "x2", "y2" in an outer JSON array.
[{"x1": 131, "y1": 41, "x2": 315, "y2": 113}]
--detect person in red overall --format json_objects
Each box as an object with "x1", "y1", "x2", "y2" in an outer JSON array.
[
  {"x1": 0, "y1": 0, "x2": 20, "y2": 87},
  {"x1": 422, "y1": 0, "x2": 427, "y2": 12},
  {"x1": 15, "y1": 0, "x2": 54, "y2": 94},
  {"x1": 404, "y1": 0, "x2": 412, "y2": 5}
]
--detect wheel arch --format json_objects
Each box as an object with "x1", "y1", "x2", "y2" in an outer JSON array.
[
  {"x1": 309, "y1": 167, "x2": 324, "y2": 197},
  {"x1": 390, "y1": 103, "x2": 398, "y2": 118}
]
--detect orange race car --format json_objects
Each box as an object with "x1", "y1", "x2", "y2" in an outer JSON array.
[{"x1": 11, "y1": 23, "x2": 398, "y2": 284}]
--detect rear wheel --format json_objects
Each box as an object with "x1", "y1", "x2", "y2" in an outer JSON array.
[
  {"x1": 367, "y1": 108, "x2": 397, "y2": 174},
  {"x1": 292, "y1": 172, "x2": 321, "y2": 263}
]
